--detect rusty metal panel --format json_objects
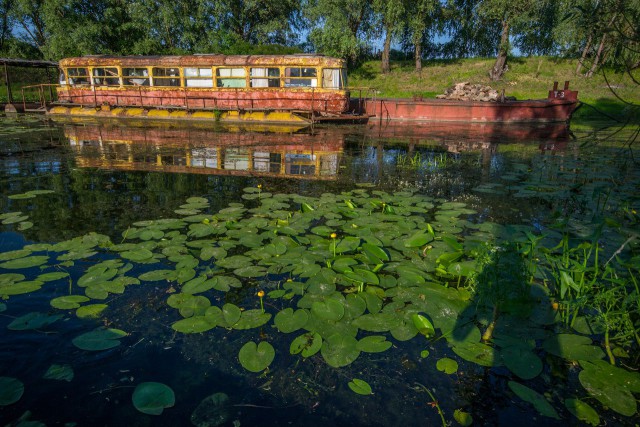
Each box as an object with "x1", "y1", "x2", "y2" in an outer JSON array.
[{"x1": 59, "y1": 55, "x2": 346, "y2": 69}]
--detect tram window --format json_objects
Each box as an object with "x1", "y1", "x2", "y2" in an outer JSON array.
[
  {"x1": 250, "y1": 68, "x2": 280, "y2": 88},
  {"x1": 322, "y1": 68, "x2": 346, "y2": 89},
  {"x1": 216, "y1": 68, "x2": 246, "y2": 88},
  {"x1": 66, "y1": 68, "x2": 90, "y2": 85},
  {"x1": 184, "y1": 67, "x2": 214, "y2": 87},
  {"x1": 152, "y1": 67, "x2": 180, "y2": 87},
  {"x1": 92, "y1": 67, "x2": 120, "y2": 86},
  {"x1": 284, "y1": 67, "x2": 317, "y2": 87},
  {"x1": 123, "y1": 68, "x2": 149, "y2": 86}
]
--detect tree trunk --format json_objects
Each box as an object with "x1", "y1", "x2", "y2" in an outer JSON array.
[
  {"x1": 381, "y1": 27, "x2": 392, "y2": 74},
  {"x1": 576, "y1": 34, "x2": 592, "y2": 75},
  {"x1": 489, "y1": 20, "x2": 509, "y2": 81},
  {"x1": 585, "y1": 32, "x2": 607, "y2": 77},
  {"x1": 415, "y1": 41, "x2": 422, "y2": 73},
  {"x1": 586, "y1": 13, "x2": 617, "y2": 78}
]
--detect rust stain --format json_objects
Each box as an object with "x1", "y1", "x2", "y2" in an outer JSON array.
[{"x1": 59, "y1": 54, "x2": 346, "y2": 68}]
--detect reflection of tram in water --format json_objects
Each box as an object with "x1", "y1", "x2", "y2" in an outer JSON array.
[{"x1": 65, "y1": 123, "x2": 343, "y2": 180}]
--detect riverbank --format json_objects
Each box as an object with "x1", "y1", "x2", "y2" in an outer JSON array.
[{"x1": 350, "y1": 57, "x2": 639, "y2": 124}]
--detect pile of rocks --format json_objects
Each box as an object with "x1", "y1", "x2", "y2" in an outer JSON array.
[{"x1": 436, "y1": 82, "x2": 501, "y2": 102}]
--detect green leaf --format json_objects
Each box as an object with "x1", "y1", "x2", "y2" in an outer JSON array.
[
  {"x1": 321, "y1": 333, "x2": 360, "y2": 368},
  {"x1": 0, "y1": 255, "x2": 49, "y2": 269},
  {"x1": 578, "y1": 360, "x2": 639, "y2": 416},
  {"x1": 76, "y1": 304, "x2": 108, "y2": 318},
  {"x1": 0, "y1": 377, "x2": 24, "y2": 405},
  {"x1": 222, "y1": 303, "x2": 241, "y2": 326},
  {"x1": 232, "y1": 309, "x2": 272, "y2": 330},
  {"x1": 508, "y1": 381, "x2": 560, "y2": 419},
  {"x1": 132, "y1": 382, "x2": 175, "y2": 415},
  {"x1": 348, "y1": 378, "x2": 373, "y2": 395},
  {"x1": 344, "y1": 268, "x2": 379, "y2": 285},
  {"x1": 238, "y1": 341, "x2": 275, "y2": 373},
  {"x1": 311, "y1": 299, "x2": 345, "y2": 321},
  {"x1": 412, "y1": 314, "x2": 435, "y2": 338},
  {"x1": 542, "y1": 334, "x2": 605, "y2": 361},
  {"x1": 452, "y1": 342, "x2": 500, "y2": 367},
  {"x1": 274, "y1": 308, "x2": 309, "y2": 333},
  {"x1": 453, "y1": 409, "x2": 473, "y2": 426},
  {"x1": 356, "y1": 335, "x2": 392, "y2": 353},
  {"x1": 501, "y1": 347, "x2": 543, "y2": 380},
  {"x1": 172, "y1": 316, "x2": 217, "y2": 333},
  {"x1": 43, "y1": 364, "x2": 74, "y2": 382},
  {"x1": 564, "y1": 399, "x2": 600, "y2": 426},
  {"x1": 7, "y1": 312, "x2": 63, "y2": 330},
  {"x1": 51, "y1": 295, "x2": 90, "y2": 309},
  {"x1": 72, "y1": 328, "x2": 127, "y2": 351},
  {"x1": 436, "y1": 357, "x2": 459, "y2": 374},
  {"x1": 404, "y1": 231, "x2": 434, "y2": 248},
  {"x1": 290, "y1": 332, "x2": 322, "y2": 358}
]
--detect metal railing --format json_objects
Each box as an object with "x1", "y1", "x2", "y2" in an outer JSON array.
[{"x1": 20, "y1": 84, "x2": 59, "y2": 111}]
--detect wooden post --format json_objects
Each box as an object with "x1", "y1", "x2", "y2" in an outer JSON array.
[{"x1": 4, "y1": 62, "x2": 13, "y2": 104}]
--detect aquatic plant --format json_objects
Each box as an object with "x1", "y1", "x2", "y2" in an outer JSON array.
[{"x1": 1, "y1": 183, "x2": 639, "y2": 424}]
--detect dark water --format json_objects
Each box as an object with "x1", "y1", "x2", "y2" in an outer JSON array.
[{"x1": 0, "y1": 115, "x2": 637, "y2": 426}]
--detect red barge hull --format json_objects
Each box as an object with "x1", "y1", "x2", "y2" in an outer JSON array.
[{"x1": 353, "y1": 82, "x2": 579, "y2": 123}]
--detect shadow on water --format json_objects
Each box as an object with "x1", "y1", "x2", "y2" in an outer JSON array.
[{"x1": 451, "y1": 242, "x2": 564, "y2": 426}]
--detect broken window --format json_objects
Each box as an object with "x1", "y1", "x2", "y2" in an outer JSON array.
[
  {"x1": 216, "y1": 68, "x2": 247, "y2": 88},
  {"x1": 284, "y1": 67, "x2": 317, "y2": 88},
  {"x1": 184, "y1": 67, "x2": 214, "y2": 87},
  {"x1": 92, "y1": 67, "x2": 120, "y2": 86},
  {"x1": 250, "y1": 68, "x2": 280, "y2": 88},
  {"x1": 123, "y1": 68, "x2": 150, "y2": 86},
  {"x1": 152, "y1": 68, "x2": 180, "y2": 87}
]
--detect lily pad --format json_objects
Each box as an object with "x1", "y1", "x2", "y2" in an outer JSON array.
[
  {"x1": 43, "y1": 364, "x2": 74, "y2": 382},
  {"x1": 72, "y1": 328, "x2": 127, "y2": 351},
  {"x1": 172, "y1": 316, "x2": 217, "y2": 333},
  {"x1": 132, "y1": 382, "x2": 175, "y2": 415},
  {"x1": 238, "y1": 341, "x2": 275, "y2": 372},
  {"x1": 274, "y1": 308, "x2": 309, "y2": 333},
  {"x1": 7, "y1": 312, "x2": 63, "y2": 330},
  {"x1": 76, "y1": 304, "x2": 108, "y2": 318},
  {"x1": 51, "y1": 295, "x2": 90, "y2": 309},
  {"x1": 321, "y1": 333, "x2": 360, "y2": 368},
  {"x1": 0, "y1": 377, "x2": 24, "y2": 405},
  {"x1": 501, "y1": 346, "x2": 543, "y2": 380},
  {"x1": 508, "y1": 381, "x2": 560, "y2": 419},
  {"x1": 564, "y1": 398, "x2": 600, "y2": 426},
  {"x1": 191, "y1": 392, "x2": 230, "y2": 427},
  {"x1": 290, "y1": 332, "x2": 322, "y2": 358},
  {"x1": 436, "y1": 357, "x2": 459, "y2": 374},
  {"x1": 232, "y1": 309, "x2": 272, "y2": 330},
  {"x1": 0, "y1": 255, "x2": 49, "y2": 269},
  {"x1": 356, "y1": 335, "x2": 392, "y2": 353},
  {"x1": 348, "y1": 378, "x2": 373, "y2": 395},
  {"x1": 578, "y1": 359, "x2": 639, "y2": 416},
  {"x1": 454, "y1": 409, "x2": 473, "y2": 426},
  {"x1": 542, "y1": 334, "x2": 605, "y2": 361},
  {"x1": 311, "y1": 299, "x2": 345, "y2": 321}
]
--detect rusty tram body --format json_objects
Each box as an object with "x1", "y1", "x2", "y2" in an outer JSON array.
[{"x1": 50, "y1": 54, "x2": 351, "y2": 123}]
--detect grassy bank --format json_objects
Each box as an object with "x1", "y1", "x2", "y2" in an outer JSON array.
[{"x1": 350, "y1": 57, "x2": 639, "y2": 123}]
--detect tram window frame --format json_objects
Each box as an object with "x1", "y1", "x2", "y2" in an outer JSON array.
[
  {"x1": 322, "y1": 68, "x2": 346, "y2": 89},
  {"x1": 184, "y1": 67, "x2": 214, "y2": 88},
  {"x1": 216, "y1": 68, "x2": 247, "y2": 88},
  {"x1": 152, "y1": 67, "x2": 181, "y2": 87},
  {"x1": 284, "y1": 67, "x2": 317, "y2": 88},
  {"x1": 92, "y1": 67, "x2": 121, "y2": 86},
  {"x1": 249, "y1": 67, "x2": 280, "y2": 88},
  {"x1": 66, "y1": 68, "x2": 90, "y2": 85},
  {"x1": 122, "y1": 68, "x2": 150, "y2": 86}
]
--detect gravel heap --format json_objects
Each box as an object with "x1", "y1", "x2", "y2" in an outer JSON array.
[{"x1": 436, "y1": 82, "x2": 501, "y2": 102}]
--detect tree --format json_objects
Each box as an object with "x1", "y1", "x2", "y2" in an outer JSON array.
[
  {"x1": 405, "y1": 0, "x2": 440, "y2": 72},
  {"x1": 373, "y1": 0, "x2": 405, "y2": 74},
  {"x1": 304, "y1": 0, "x2": 373, "y2": 66}
]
